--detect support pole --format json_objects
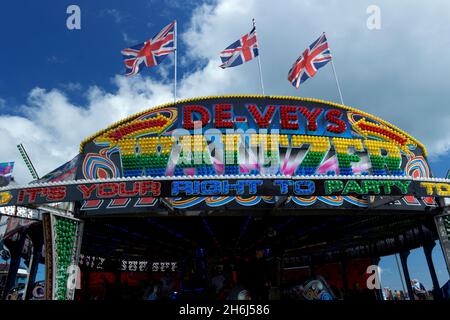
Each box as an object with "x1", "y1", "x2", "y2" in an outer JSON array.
[
  {"x1": 423, "y1": 242, "x2": 442, "y2": 300},
  {"x1": 1, "y1": 232, "x2": 26, "y2": 300},
  {"x1": 25, "y1": 233, "x2": 43, "y2": 300},
  {"x1": 394, "y1": 253, "x2": 407, "y2": 294},
  {"x1": 399, "y1": 250, "x2": 414, "y2": 300}
]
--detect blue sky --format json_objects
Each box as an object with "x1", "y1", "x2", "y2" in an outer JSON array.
[
  {"x1": 0, "y1": 0, "x2": 449, "y2": 296},
  {"x1": 0, "y1": 0, "x2": 198, "y2": 108},
  {"x1": 0, "y1": 0, "x2": 449, "y2": 179}
]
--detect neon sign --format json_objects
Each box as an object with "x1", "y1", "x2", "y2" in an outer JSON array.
[
  {"x1": 1, "y1": 177, "x2": 449, "y2": 207},
  {"x1": 80, "y1": 96, "x2": 423, "y2": 181}
]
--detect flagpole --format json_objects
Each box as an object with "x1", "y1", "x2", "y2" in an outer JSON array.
[
  {"x1": 174, "y1": 20, "x2": 177, "y2": 103},
  {"x1": 253, "y1": 18, "x2": 265, "y2": 95},
  {"x1": 325, "y1": 32, "x2": 344, "y2": 105},
  {"x1": 330, "y1": 59, "x2": 344, "y2": 105}
]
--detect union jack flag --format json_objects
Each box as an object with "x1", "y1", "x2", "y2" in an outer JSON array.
[
  {"x1": 122, "y1": 21, "x2": 176, "y2": 77},
  {"x1": 288, "y1": 33, "x2": 332, "y2": 88},
  {"x1": 220, "y1": 26, "x2": 259, "y2": 69}
]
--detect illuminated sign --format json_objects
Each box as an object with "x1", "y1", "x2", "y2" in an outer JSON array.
[
  {"x1": 420, "y1": 182, "x2": 450, "y2": 196},
  {"x1": 11, "y1": 181, "x2": 161, "y2": 204},
  {"x1": 80, "y1": 96, "x2": 426, "y2": 181},
  {"x1": 0, "y1": 177, "x2": 448, "y2": 207}
]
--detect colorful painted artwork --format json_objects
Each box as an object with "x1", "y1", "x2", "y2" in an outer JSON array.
[
  {"x1": 73, "y1": 96, "x2": 433, "y2": 211},
  {"x1": 80, "y1": 96, "x2": 427, "y2": 181},
  {"x1": 0, "y1": 162, "x2": 14, "y2": 187}
]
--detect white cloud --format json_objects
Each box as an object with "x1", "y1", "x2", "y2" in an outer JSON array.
[
  {"x1": 0, "y1": 77, "x2": 173, "y2": 183},
  {"x1": 59, "y1": 82, "x2": 82, "y2": 92},
  {"x1": 2, "y1": 0, "x2": 450, "y2": 184},
  {"x1": 121, "y1": 32, "x2": 137, "y2": 45},
  {"x1": 100, "y1": 9, "x2": 125, "y2": 24}
]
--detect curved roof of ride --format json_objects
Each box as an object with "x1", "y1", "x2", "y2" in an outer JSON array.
[{"x1": 79, "y1": 95, "x2": 427, "y2": 156}]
